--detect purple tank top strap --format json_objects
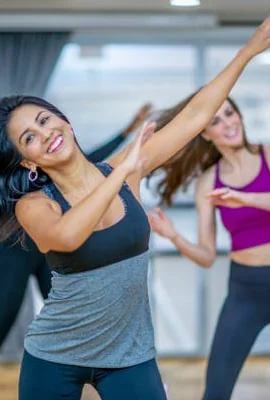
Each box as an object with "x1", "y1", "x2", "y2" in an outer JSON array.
[
  {"x1": 214, "y1": 160, "x2": 223, "y2": 189},
  {"x1": 260, "y1": 145, "x2": 270, "y2": 172}
]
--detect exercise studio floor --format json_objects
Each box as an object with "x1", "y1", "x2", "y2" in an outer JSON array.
[{"x1": 1, "y1": 357, "x2": 270, "y2": 400}]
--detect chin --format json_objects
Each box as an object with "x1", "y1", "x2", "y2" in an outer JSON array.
[
  {"x1": 230, "y1": 141, "x2": 245, "y2": 150},
  {"x1": 44, "y1": 149, "x2": 72, "y2": 167},
  {"x1": 234, "y1": 144, "x2": 245, "y2": 151}
]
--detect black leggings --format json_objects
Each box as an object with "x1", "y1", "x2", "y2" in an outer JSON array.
[
  {"x1": 0, "y1": 238, "x2": 51, "y2": 345},
  {"x1": 202, "y1": 260, "x2": 270, "y2": 400},
  {"x1": 19, "y1": 352, "x2": 167, "y2": 400}
]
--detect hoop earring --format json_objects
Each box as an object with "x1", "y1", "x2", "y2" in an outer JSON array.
[{"x1": 28, "y1": 170, "x2": 38, "y2": 182}]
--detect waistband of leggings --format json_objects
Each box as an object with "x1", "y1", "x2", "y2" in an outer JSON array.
[{"x1": 229, "y1": 260, "x2": 270, "y2": 284}]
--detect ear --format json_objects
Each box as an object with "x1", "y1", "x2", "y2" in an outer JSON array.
[{"x1": 20, "y1": 159, "x2": 37, "y2": 172}]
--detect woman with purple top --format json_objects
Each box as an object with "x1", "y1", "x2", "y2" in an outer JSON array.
[{"x1": 149, "y1": 94, "x2": 270, "y2": 399}]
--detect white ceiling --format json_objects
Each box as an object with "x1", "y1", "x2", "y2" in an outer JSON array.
[{"x1": 0, "y1": 0, "x2": 269, "y2": 22}]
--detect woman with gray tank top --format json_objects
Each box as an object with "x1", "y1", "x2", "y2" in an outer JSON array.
[
  {"x1": 0, "y1": 102, "x2": 151, "y2": 349},
  {"x1": 0, "y1": 17, "x2": 269, "y2": 400}
]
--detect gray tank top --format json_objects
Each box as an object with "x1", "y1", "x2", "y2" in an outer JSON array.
[{"x1": 24, "y1": 162, "x2": 156, "y2": 368}]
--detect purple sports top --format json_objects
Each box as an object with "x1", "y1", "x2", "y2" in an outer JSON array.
[{"x1": 214, "y1": 147, "x2": 270, "y2": 251}]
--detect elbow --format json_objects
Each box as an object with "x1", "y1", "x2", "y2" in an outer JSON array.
[
  {"x1": 199, "y1": 253, "x2": 216, "y2": 269},
  {"x1": 49, "y1": 222, "x2": 96, "y2": 252},
  {"x1": 51, "y1": 231, "x2": 82, "y2": 253},
  {"x1": 201, "y1": 260, "x2": 214, "y2": 269},
  {"x1": 61, "y1": 235, "x2": 81, "y2": 252}
]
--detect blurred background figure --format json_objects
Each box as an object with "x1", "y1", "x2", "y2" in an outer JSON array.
[{"x1": 148, "y1": 94, "x2": 270, "y2": 400}]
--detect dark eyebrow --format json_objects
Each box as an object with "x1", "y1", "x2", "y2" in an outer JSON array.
[{"x1": 18, "y1": 110, "x2": 46, "y2": 144}]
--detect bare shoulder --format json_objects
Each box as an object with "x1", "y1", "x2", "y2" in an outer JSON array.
[
  {"x1": 15, "y1": 190, "x2": 61, "y2": 221},
  {"x1": 15, "y1": 190, "x2": 64, "y2": 253},
  {"x1": 196, "y1": 165, "x2": 216, "y2": 197},
  {"x1": 195, "y1": 165, "x2": 216, "y2": 212},
  {"x1": 16, "y1": 190, "x2": 55, "y2": 208}
]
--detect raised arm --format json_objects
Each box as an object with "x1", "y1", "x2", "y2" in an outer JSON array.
[
  {"x1": 148, "y1": 169, "x2": 216, "y2": 268},
  {"x1": 140, "y1": 17, "x2": 270, "y2": 176}
]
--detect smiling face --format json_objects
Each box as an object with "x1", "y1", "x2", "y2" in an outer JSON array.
[
  {"x1": 202, "y1": 99, "x2": 244, "y2": 150},
  {"x1": 7, "y1": 104, "x2": 75, "y2": 172}
]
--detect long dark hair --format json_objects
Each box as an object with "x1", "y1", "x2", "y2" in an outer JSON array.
[
  {"x1": 150, "y1": 92, "x2": 258, "y2": 206},
  {"x1": 0, "y1": 95, "x2": 71, "y2": 242}
]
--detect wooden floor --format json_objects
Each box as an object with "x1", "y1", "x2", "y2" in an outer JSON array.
[{"x1": 1, "y1": 357, "x2": 270, "y2": 400}]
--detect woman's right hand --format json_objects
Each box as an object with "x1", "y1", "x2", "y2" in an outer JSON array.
[
  {"x1": 244, "y1": 16, "x2": 270, "y2": 57},
  {"x1": 148, "y1": 208, "x2": 178, "y2": 240},
  {"x1": 120, "y1": 121, "x2": 156, "y2": 176},
  {"x1": 207, "y1": 187, "x2": 246, "y2": 208}
]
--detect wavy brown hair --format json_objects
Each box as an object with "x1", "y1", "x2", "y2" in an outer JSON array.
[{"x1": 151, "y1": 91, "x2": 258, "y2": 206}]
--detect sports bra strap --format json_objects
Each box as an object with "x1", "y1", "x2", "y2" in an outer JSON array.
[
  {"x1": 95, "y1": 162, "x2": 114, "y2": 176},
  {"x1": 260, "y1": 145, "x2": 270, "y2": 172}
]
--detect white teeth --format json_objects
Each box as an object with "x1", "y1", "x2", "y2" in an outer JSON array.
[
  {"x1": 225, "y1": 129, "x2": 237, "y2": 138},
  {"x1": 48, "y1": 136, "x2": 63, "y2": 153}
]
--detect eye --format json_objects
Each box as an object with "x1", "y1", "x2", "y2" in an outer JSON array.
[
  {"x1": 225, "y1": 108, "x2": 234, "y2": 117},
  {"x1": 211, "y1": 117, "x2": 220, "y2": 126},
  {"x1": 25, "y1": 134, "x2": 35, "y2": 145},
  {"x1": 40, "y1": 116, "x2": 49, "y2": 126}
]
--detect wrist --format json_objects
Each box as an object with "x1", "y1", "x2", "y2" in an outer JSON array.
[
  {"x1": 238, "y1": 46, "x2": 256, "y2": 62},
  {"x1": 169, "y1": 231, "x2": 179, "y2": 242},
  {"x1": 115, "y1": 163, "x2": 131, "y2": 179},
  {"x1": 241, "y1": 192, "x2": 252, "y2": 207}
]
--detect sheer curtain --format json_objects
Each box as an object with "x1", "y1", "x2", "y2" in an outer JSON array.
[{"x1": 0, "y1": 32, "x2": 70, "y2": 96}]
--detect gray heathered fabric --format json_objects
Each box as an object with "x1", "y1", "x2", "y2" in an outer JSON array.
[{"x1": 24, "y1": 251, "x2": 156, "y2": 368}]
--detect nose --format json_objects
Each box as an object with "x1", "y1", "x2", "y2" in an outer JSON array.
[
  {"x1": 42, "y1": 129, "x2": 54, "y2": 143},
  {"x1": 222, "y1": 118, "x2": 232, "y2": 129}
]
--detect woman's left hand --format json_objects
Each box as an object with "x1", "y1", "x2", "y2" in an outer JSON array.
[
  {"x1": 148, "y1": 208, "x2": 177, "y2": 240},
  {"x1": 207, "y1": 187, "x2": 246, "y2": 208}
]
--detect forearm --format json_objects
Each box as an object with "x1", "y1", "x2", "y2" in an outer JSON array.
[
  {"x1": 241, "y1": 192, "x2": 270, "y2": 211},
  {"x1": 141, "y1": 48, "x2": 255, "y2": 175},
  {"x1": 51, "y1": 165, "x2": 129, "y2": 251},
  {"x1": 170, "y1": 232, "x2": 215, "y2": 268}
]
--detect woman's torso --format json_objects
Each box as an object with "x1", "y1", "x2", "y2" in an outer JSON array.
[
  {"x1": 214, "y1": 147, "x2": 270, "y2": 266},
  {"x1": 24, "y1": 162, "x2": 156, "y2": 368}
]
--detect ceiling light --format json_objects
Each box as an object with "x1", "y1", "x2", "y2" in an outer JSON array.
[{"x1": 170, "y1": 0, "x2": 201, "y2": 6}]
